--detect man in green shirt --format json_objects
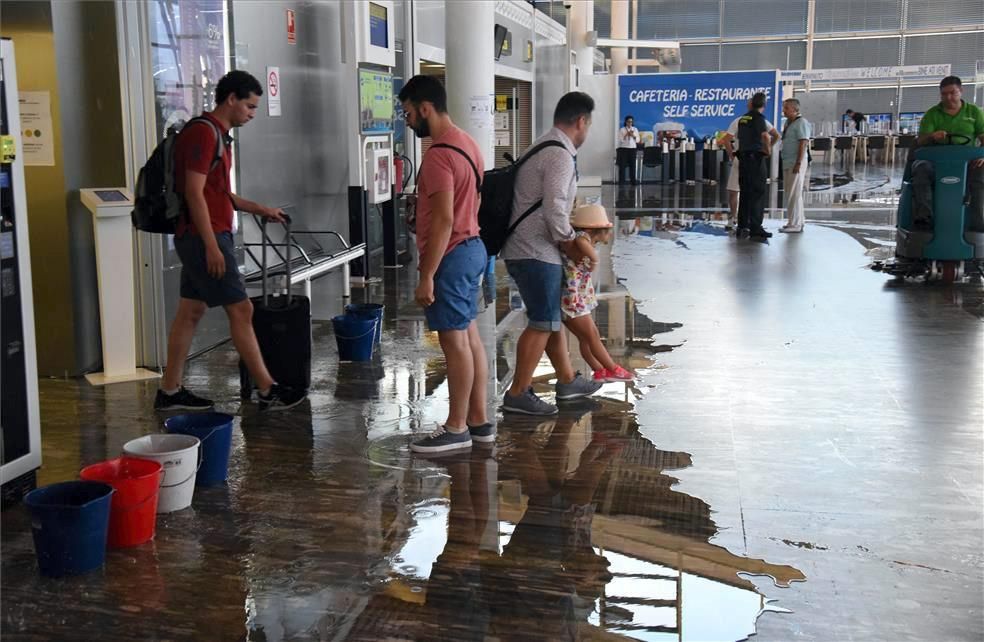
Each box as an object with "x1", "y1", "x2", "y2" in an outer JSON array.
[{"x1": 912, "y1": 75, "x2": 984, "y2": 230}]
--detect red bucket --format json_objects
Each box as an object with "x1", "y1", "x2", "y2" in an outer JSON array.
[{"x1": 80, "y1": 457, "x2": 163, "y2": 548}]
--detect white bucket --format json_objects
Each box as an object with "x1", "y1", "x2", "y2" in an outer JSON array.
[{"x1": 123, "y1": 434, "x2": 200, "y2": 513}]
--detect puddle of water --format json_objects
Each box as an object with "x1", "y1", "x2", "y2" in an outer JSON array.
[{"x1": 361, "y1": 293, "x2": 802, "y2": 642}]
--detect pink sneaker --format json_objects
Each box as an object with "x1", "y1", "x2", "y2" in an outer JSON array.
[
  {"x1": 606, "y1": 366, "x2": 634, "y2": 382},
  {"x1": 592, "y1": 369, "x2": 608, "y2": 382}
]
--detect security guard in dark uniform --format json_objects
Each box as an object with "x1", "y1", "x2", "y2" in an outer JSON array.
[{"x1": 736, "y1": 92, "x2": 773, "y2": 239}]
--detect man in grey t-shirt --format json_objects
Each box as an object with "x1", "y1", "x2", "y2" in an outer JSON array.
[{"x1": 500, "y1": 92, "x2": 603, "y2": 415}]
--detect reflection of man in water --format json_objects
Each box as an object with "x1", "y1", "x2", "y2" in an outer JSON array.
[{"x1": 487, "y1": 409, "x2": 623, "y2": 639}]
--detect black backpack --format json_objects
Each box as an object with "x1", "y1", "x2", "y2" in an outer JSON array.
[
  {"x1": 131, "y1": 117, "x2": 225, "y2": 234},
  {"x1": 431, "y1": 140, "x2": 569, "y2": 256}
]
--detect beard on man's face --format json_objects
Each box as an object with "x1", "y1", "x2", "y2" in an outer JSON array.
[{"x1": 410, "y1": 119, "x2": 431, "y2": 138}]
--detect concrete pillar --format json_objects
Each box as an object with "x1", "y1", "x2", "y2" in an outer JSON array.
[
  {"x1": 567, "y1": 0, "x2": 594, "y2": 89},
  {"x1": 610, "y1": 0, "x2": 629, "y2": 76},
  {"x1": 445, "y1": 0, "x2": 495, "y2": 167},
  {"x1": 444, "y1": 0, "x2": 497, "y2": 425}
]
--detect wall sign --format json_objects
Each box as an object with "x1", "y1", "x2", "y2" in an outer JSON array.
[
  {"x1": 18, "y1": 91, "x2": 55, "y2": 166},
  {"x1": 266, "y1": 67, "x2": 281, "y2": 117},
  {"x1": 287, "y1": 9, "x2": 296, "y2": 45}
]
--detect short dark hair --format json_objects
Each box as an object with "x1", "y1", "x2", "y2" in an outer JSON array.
[
  {"x1": 750, "y1": 92, "x2": 766, "y2": 110},
  {"x1": 845, "y1": 109, "x2": 854, "y2": 114},
  {"x1": 397, "y1": 75, "x2": 447, "y2": 113},
  {"x1": 554, "y1": 92, "x2": 595, "y2": 125},
  {"x1": 216, "y1": 70, "x2": 263, "y2": 104},
  {"x1": 940, "y1": 75, "x2": 962, "y2": 90},
  {"x1": 623, "y1": 115, "x2": 634, "y2": 125}
]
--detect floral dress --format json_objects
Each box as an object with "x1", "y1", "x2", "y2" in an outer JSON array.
[{"x1": 561, "y1": 232, "x2": 597, "y2": 318}]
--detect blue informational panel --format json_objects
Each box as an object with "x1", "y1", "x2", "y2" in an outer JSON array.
[{"x1": 618, "y1": 70, "x2": 780, "y2": 142}]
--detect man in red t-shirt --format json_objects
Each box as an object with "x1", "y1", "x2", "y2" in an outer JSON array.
[
  {"x1": 398, "y1": 75, "x2": 492, "y2": 454},
  {"x1": 155, "y1": 70, "x2": 305, "y2": 412}
]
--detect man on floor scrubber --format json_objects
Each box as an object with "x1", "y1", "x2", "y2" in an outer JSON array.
[{"x1": 911, "y1": 76, "x2": 984, "y2": 231}]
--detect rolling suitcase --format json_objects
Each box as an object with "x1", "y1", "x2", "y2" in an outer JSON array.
[{"x1": 239, "y1": 216, "x2": 312, "y2": 399}]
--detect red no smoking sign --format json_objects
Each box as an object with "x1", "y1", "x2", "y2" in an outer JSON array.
[{"x1": 268, "y1": 70, "x2": 279, "y2": 97}]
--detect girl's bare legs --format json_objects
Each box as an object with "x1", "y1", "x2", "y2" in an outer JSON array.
[{"x1": 563, "y1": 315, "x2": 617, "y2": 372}]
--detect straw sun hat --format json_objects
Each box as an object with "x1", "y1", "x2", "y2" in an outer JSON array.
[{"x1": 570, "y1": 204, "x2": 613, "y2": 229}]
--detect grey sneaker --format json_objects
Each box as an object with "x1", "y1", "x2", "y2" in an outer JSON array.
[
  {"x1": 502, "y1": 388, "x2": 558, "y2": 416},
  {"x1": 410, "y1": 424, "x2": 473, "y2": 454},
  {"x1": 467, "y1": 422, "x2": 496, "y2": 444},
  {"x1": 555, "y1": 372, "x2": 603, "y2": 400}
]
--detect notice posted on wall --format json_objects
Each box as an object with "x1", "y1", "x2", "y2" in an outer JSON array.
[
  {"x1": 469, "y1": 94, "x2": 494, "y2": 152},
  {"x1": 19, "y1": 91, "x2": 55, "y2": 166},
  {"x1": 267, "y1": 67, "x2": 282, "y2": 117}
]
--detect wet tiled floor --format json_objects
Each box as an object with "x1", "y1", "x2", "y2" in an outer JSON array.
[{"x1": 2, "y1": 165, "x2": 982, "y2": 641}]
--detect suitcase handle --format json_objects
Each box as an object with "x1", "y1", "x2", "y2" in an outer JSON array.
[{"x1": 259, "y1": 212, "x2": 294, "y2": 307}]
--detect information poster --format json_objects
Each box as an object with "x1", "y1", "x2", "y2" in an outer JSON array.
[{"x1": 18, "y1": 91, "x2": 55, "y2": 166}]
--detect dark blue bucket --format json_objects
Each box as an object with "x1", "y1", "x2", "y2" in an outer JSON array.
[
  {"x1": 332, "y1": 314, "x2": 376, "y2": 361},
  {"x1": 164, "y1": 412, "x2": 234, "y2": 487},
  {"x1": 24, "y1": 481, "x2": 114, "y2": 577},
  {"x1": 344, "y1": 303, "x2": 384, "y2": 345}
]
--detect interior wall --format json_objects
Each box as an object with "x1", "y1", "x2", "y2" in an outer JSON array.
[
  {"x1": 51, "y1": 0, "x2": 126, "y2": 375},
  {"x1": 533, "y1": 43, "x2": 568, "y2": 137},
  {"x1": 230, "y1": 1, "x2": 351, "y2": 307},
  {"x1": 2, "y1": 2, "x2": 76, "y2": 376}
]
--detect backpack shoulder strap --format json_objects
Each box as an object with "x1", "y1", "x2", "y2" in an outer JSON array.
[
  {"x1": 184, "y1": 117, "x2": 226, "y2": 171},
  {"x1": 429, "y1": 143, "x2": 482, "y2": 193},
  {"x1": 516, "y1": 139, "x2": 568, "y2": 167}
]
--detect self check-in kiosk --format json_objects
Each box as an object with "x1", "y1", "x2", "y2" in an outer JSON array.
[
  {"x1": 1, "y1": 40, "x2": 42, "y2": 506},
  {"x1": 343, "y1": 1, "x2": 397, "y2": 280}
]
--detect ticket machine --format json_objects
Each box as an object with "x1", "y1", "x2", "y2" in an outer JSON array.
[
  {"x1": 344, "y1": 1, "x2": 396, "y2": 280},
  {"x1": 1, "y1": 39, "x2": 42, "y2": 505}
]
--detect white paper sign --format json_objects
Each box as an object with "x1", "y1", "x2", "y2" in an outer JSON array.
[
  {"x1": 494, "y1": 112, "x2": 509, "y2": 129},
  {"x1": 495, "y1": 130, "x2": 510, "y2": 147},
  {"x1": 19, "y1": 91, "x2": 55, "y2": 166},
  {"x1": 266, "y1": 67, "x2": 282, "y2": 117}
]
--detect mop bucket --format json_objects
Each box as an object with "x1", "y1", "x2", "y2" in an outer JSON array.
[
  {"x1": 80, "y1": 457, "x2": 163, "y2": 548},
  {"x1": 344, "y1": 303, "x2": 384, "y2": 345},
  {"x1": 123, "y1": 434, "x2": 200, "y2": 513},
  {"x1": 23, "y1": 481, "x2": 114, "y2": 577},
  {"x1": 164, "y1": 413, "x2": 234, "y2": 487},
  {"x1": 332, "y1": 314, "x2": 376, "y2": 361}
]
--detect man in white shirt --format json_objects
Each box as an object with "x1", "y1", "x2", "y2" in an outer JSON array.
[
  {"x1": 721, "y1": 101, "x2": 779, "y2": 228},
  {"x1": 617, "y1": 116, "x2": 641, "y2": 184}
]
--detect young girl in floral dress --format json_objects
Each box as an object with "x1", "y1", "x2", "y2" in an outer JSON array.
[{"x1": 562, "y1": 205, "x2": 633, "y2": 383}]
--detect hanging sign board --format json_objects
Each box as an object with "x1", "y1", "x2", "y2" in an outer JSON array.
[{"x1": 618, "y1": 70, "x2": 779, "y2": 141}]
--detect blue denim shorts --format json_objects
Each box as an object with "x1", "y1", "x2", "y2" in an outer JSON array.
[
  {"x1": 505, "y1": 259, "x2": 563, "y2": 332},
  {"x1": 174, "y1": 231, "x2": 248, "y2": 308},
  {"x1": 426, "y1": 237, "x2": 486, "y2": 332}
]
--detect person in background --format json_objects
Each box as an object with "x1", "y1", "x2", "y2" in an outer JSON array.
[
  {"x1": 616, "y1": 116, "x2": 640, "y2": 185},
  {"x1": 845, "y1": 109, "x2": 866, "y2": 133},
  {"x1": 911, "y1": 75, "x2": 984, "y2": 231},
  {"x1": 780, "y1": 98, "x2": 812, "y2": 233},
  {"x1": 736, "y1": 92, "x2": 774, "y2": 240},
  {"x1": 721, "y1": 101, "x2": 779, "y2": 229},
  {"x1": 561, "y1": 204, "x2": 633, "y2": 383},
  {"x1": 398, "y1": 75, "x2": 493, "y2": 454}
]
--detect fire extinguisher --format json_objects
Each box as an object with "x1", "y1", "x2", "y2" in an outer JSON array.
[{"x1": 394, "y1": 155, "x2": 404, "y2": 195}]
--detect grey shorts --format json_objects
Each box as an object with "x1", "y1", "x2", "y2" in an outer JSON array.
[{"x1": 174, "y1": 231, "x2": 247, "y2": 308}]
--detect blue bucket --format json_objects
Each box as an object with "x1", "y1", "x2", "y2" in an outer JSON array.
[
  {"x1": 332, "y1": 314, "x2": 376, "y2": 361},
  {"x1": 24, "y1": 481, "x2": 114, "y2": 577},
  {"x1": 164, "y1": 412, "x2": 234, "y2": 487},
  {"x1": 344, "y1": 303, "x2": 384, "y2": 345}
]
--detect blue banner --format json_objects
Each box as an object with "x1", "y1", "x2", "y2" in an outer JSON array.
[{"x1": 618, "y1": 70, "x2": 779, "y2": 143}]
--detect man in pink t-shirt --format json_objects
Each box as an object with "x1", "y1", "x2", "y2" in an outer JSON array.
[{"x1": 398, "y1": 75, "x2": 492, "y2": 455}]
